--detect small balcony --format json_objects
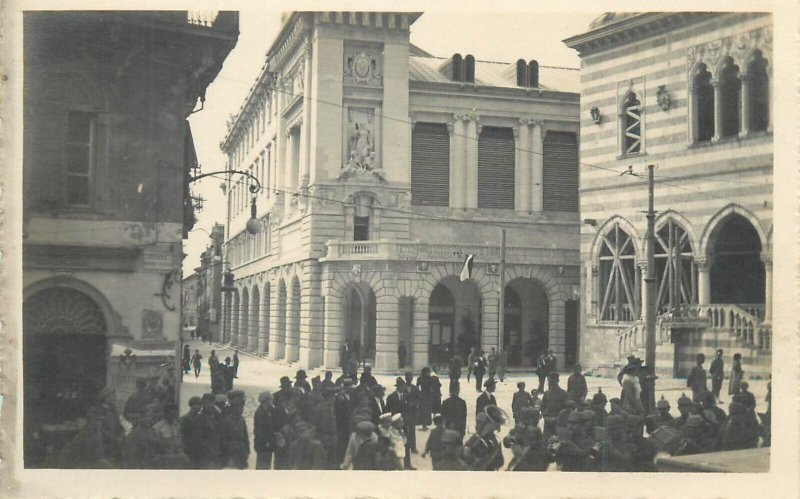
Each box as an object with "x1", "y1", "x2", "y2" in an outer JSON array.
[{"x1": 322, "y1": 239, "x2": 580, "y2": 266}]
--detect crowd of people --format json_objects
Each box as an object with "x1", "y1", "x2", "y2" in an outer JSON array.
[{"x1": 44, "y1": 344, "x2": 769, "y2": 471}]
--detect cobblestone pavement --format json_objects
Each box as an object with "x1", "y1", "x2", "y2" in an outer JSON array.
[{"x1": 179, "y1": 340, "x2": 770, "y2": 471}]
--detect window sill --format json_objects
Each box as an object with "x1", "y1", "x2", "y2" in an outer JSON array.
[
  {"x1": 688, "y1": 130, "x2": 772, "y2": 149},
  {"x1": 616, "y1": 150, "x2": 647, "y2": 161}
]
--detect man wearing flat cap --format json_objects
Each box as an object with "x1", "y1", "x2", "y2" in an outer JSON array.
[
  {"x1": 476, "y1": 378, "x2": 497, "y2": 419},
  {"x1": 253, "y1": 391, "x2": 276, "y2": 469},
  {"x1": 342, "y1": 421, "x2": 377, "y2": 470},
  {"x1": 541, "y1": 372, "x2": 569, "y2": 440}
]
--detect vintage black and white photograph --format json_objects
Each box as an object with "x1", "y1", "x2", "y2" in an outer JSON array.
[{"x1": 5, "y1": 2, "x2": 799, "y2": 496}]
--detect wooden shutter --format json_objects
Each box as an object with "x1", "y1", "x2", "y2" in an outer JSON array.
[
  {"x1": 543, "y1": 131, "x2": 579, "y2": 212},
  {"x1": 411, "y1": 123, "x2": 450, "y2": 207},
  {"x1": 478, "y1": 126, "x2": 515, "y2": 209}
]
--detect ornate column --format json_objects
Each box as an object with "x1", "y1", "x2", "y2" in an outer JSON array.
[
  {"x1": 516, "y1": 119, "x2": 531, "y2": 213},
  {"x1": 712, "y1": 78, "x2": 723, "y2": 142},
  {"x1": 300, "y1": 40, "x2": 313, "y2": 187},
  {"x1": 531, "y1": 121, "x2": 544, "y2": 212},
  {"x1": 269, "y1": 280, "x2": 285, "y2": 360},
  {"x1": 687, "y1": 82, "x2": 697, "y2": 144},
  {"x1": 761, "y1": 253, "x2": 772, "y2": 323},
  {"x1": 451, "y1": 115, "x2": 466, "y2": 209},
  {"x1": 465, "y1": 115, "x2": 479, "y2": 209},
  {"x1": 375, "y1": 294, "x2": 400, "y2": 371},
  {"x1": 696, "y1": 256, "x2": 712, "y2": 306},
  {"x1": 739, "y1": 74, "x2": 750, "y2": 138}
]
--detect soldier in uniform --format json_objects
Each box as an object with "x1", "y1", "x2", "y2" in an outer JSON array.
[
  {"x1": 123, "y1": 378, "x2": 155, "y2": 425},
  {"x1": 687, "y1": 353, "x2": 708, "y2": 402},
  {"x1": 460, "y1": 406, "x2": 506, "y2": 471},
  {"x1": 288, "y1": 421, "x2": 327, "y2": 470},
  {"x1": 294, "y1": 370, "x2": 311, "y2": 394},
  {"x1": 342, "y1": 421, "x2": 377, "y2": 470},
  {"x1": 441, "y1": 382, "x2": 467, "y2": 437},
  {"x1": 709, "y1": 349, "x2": 724, "y2": 403},
  {"x1": 58, "y1": 406, "x2": 117, "y2": 468},
  {"x1": 646, "y1": 396, "x2": 675, "y2": 434},
  {"x1": 595, "y1": 414, "x2": 631, "y2": 472},
  {"x1": 721, "y1": 401, "x2": 759, "y2": 450},
  {"x1": 253, "y1": 391, "x2": 277, "y2": 470},
  {"x1": 553, "y1": 410, "x2": 595, "y2": 472},
  {"x1": 198, "y1": 393, "x2": 223, "y2": 468},
  {"x1": 421, "y1": 414, "x2": 446, "y2": 470},
  {"x1": 622, "y1": 415, "x2": 656, "y2": 472},
  {"x1": 504, "y1": 407, "x2": 550, "y2": 471},
  {"x1": 541, "y1": 372, "x2": 569, "y2": 440},
  {"x1": 123, "y1": 404, "x2": 159, "y2": 468},
  {"x1": 179, "y1": 396, "x2": 204, "y2": 468},
  {"x1": 512, "y1": 382, "x2": 534, "y2": 424},
  {"x1": 567, "y1": 363, "x2": 588, "y2": 402},
  {"x1": 591, "y1": 389, "x2": 609, "y2": 427},
  {"x1": 436, "y1": 429, "x2": 468, "y2": 470},
  {"x1": 153, "y1": 403, "x2": 189, "y2": 469},
  {"x1": 671, "y1": 414, "x2": 715, "y2": 456},
  {"x1": 671, "y1": 393, "x2": 693, "y2": 430}
]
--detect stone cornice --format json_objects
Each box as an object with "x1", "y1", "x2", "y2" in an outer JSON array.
[{"x1": 563, "y1": 12, "x2": 720, "y2": 57}]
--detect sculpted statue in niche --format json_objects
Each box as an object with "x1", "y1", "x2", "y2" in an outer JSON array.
[{"x1": 339, "y1": 107, "x2": 385, "y2": 182}]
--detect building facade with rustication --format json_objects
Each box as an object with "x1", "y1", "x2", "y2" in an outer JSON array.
[
  {"x1": 220, "y1": 12, "x2": 581, "y2": 372},
  {"x1": 564, "y1": 13, "x2": 772, "y2": 376},
  {"x1": 22, "y1": 11, "x2": 237, "y2": 466}
]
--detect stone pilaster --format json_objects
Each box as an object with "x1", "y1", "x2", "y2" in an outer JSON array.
[
  {"x1": 531, "y1": 121, "x2": 544, "y2": 212},
  {"x1": 269, "y1": 281, "x2": 286, "y2": 360},
  {"x1": 258, "y1": 285, "x2": 270, "y2": 355},
  {"x1": 322, "y1": 280, "x2": 344, "y2": 368},
  {"x1": 412, "y1": 297, "x2": 430, "y2": 371},
  {"x1": 285, "y1": 278, "x2": 301, "y2": 363},
  {"x1": 299, "y1": 262, "x2": 324, "y2": 368},
  {"x1": 375, "y1": 293, "x2": 400, "y2": 371}
]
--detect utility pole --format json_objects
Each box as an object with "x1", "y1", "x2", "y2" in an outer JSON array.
[
  {"x1": 644, "y1": 164, "x2": 657, "y2": 414},
  {"x1": 498, "y1": 228, "x2": 506, "y2": 353}
]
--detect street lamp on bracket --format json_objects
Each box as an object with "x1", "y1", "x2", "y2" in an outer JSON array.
[{"x1": 189, "y1": 169, "x2": 262, "y2": 235}]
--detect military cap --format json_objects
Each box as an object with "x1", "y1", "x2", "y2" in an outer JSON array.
[
  {"x1": 391, "y1": 413, "x2": 404, "y2": 423},
  {"x1": 258, "y1": 391, "x2": 272, "y2": 403},
  {"x1": 625, "y1": 415, "x2": 643, "y2": 427},
  {"x1": 548, "y1": 372, "x2": 560, "y2": 381},
  {"x1": 202, "y1": 393, "x2": 215, "y2": 403},
  {"x1": 677, "y1": 393, "x2": 692, "y2": 406},
  {"x1": 395, "y1": 377, "x2": 406, "y2": 387},
  {"x1": 484, "y1": 378, "x2": 496, "y2": 388},
  {"x1": 686, "y1": 415, "x2": 704, "y2": 428},
  {"x1": 379, "y1": 412, "x2": 393, "y2": 422},
  {"x1": 280, "y1": 376, "x2": 292, "y2": 385},
  {"x1": 564, "y1": 400, "x2": 577, "y2": 410},
  {"x1": 592, "y1": 389, "x2": 607, "y2": 404},
  {"x1": 295, "y1": 369, "x2": 307, "y2": 379},
  {"x1": 581, "y1": 410, "x2": 596, "y2": 422},
  {"x1": 214, "y1": 394, "x2": 228, "y2": 404},
  {"x1": 227, "y1": 389, "x2": 245, "y2": 400},
  {"x1": 606, "y1": 414, "x2": 624, "y2": 428},
  {"x1": 356, "y1": 421, "x2": 375, "y2": 433},
  {"x1": 728, "y1": 402, "x2": 746, "y2": 415},
  {"x1": 567, "y1": 411, "x2": 583, "y2": 424},
  {"x1": 188, "y1": 396, "x2": 203, "y2": 407},
  {"x1": 440, "y1": 430, "x2": 462, "y2": 444},
  {"x1": 656, "y1": 396, "x2": 670, "y2": 409}
]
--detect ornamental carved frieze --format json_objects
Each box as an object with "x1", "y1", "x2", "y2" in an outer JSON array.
[
  {"x1": 343, "y1": 48, "x2": 383, "y2": 87},
  {"x1": 686, "y1": 26, "x2": 772, "y2": 77},
  {"x1": 308, "y1": 185, "x2": 338, "y2": 208}
]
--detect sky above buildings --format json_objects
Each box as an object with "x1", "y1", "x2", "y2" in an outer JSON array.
[{"x1": 184, "y1": 8, "x2": 600, "y2": 276}]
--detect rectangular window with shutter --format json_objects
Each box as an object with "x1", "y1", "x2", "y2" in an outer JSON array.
[
  {"x1": 411, "y1": 122, "x2": 450, "y2": 206},
  {"x1": 65, "y1": 110, "x2": 96, "y2": 206},
  {"x1": 543, "y1": 131, "x2": 579, "y2": 212},
  {"x1": 478, "y1": 126, "x2": 515, "y2": 209}
]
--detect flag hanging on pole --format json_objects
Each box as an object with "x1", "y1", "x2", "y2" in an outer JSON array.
[{"x1": 460, "y1": 254, "x2": 474, "y2": 281}]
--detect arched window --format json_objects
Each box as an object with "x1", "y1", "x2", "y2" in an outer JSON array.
[
  {"x1": 719, "y1": 58, "x2": 741, "y2": 138},
  {"x1": 747, "y1": 50, "x2": 769, "y2": 132},
  {"x1": 598, "y1": 223, "x2": 640, "y2": 322},
  {"x1": 351, "y1": 194, "x2": 377, "y2": 241},
  {"x1": 516, "y1": 59, "x2": 527, "y2": 87},
  {"x1": 693, "y1": 64, "x2": 715, "y2": 142},
  {"x1": 464, "y1": 55, "x2": 476, "y2": 83},
  {"x1": 528, "y1": 60, "x2": 539, "y2": 88},
  {"x1": 620, "y1": 92, "x2": 641, "y2": 154},
  {"x1": 451, "y1": 54, "x2": 463, "y2": 82},
  {"x1": 654, "y1": 219, "x2": 697, "y2": 314}
]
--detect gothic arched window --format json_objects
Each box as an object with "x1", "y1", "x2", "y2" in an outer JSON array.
[
  {"x1": 693, "y1": 64, "x2": 715, "y2": 142},
  {"x1": 719, "y1": 57, "x2": 741, "y2": 138},
  {"x1": 747, "y1": 50, "x2": 769, "y2": 133},
  {"x1": 598, "y1": 223, "x2": 640, "y2": 322}
]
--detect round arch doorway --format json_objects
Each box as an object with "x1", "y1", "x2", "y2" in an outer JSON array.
[
  {"x1": 23, "y1": 286, "x2": 109, "y2": 467},
  {"x1": 710, "y1": 214, "x2": 765, "y2": 304},
  {"x1": 428, "y1": 276, "x2": 482, "y2": 367},
  {"x1": 503, "y1": 278, "x2": 549, "y2": 367},
  {"x1": 342, "y1": 283, "x2": 376, "y2": 366}
]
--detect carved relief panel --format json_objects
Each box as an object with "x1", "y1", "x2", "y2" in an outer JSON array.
[
  {"x1": 343, "y1": 42, "x2": 383, "y2": 87},
  {"x1": 339, "y1": 105, "x2": 385, "y2": 182}
]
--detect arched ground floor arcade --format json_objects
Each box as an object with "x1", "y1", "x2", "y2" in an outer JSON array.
[{"x1": 221, "y1": 258, "x2": 580, "y2": 372}]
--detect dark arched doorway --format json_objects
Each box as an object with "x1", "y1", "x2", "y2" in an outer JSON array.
[
  {"x1": 505, "y1": 278, "x2": 549, "y2": 367},
  {"x1": 343, "y1": 283, "x2": 376, "y2": 366},
  {"x1": 710, "y1": 214, "x2": 765, "y2": 304},
  {"x1": 23, "y1": 286, "x2": 108, "y2": 467},
  {"x1": 429, "y1": 276, "x2": 482, "y2": 366}
]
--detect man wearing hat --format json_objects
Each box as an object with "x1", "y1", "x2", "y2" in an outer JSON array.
[
  {"x1": 623, "y1": 414, "x2": 656, "y2": 472},
  {"x1": 180, "y1": 396, "x2": 204, "y2": 468},
  {"x1": 504, "y1": 406, "x2": 549, "y2": 471},
  {"x1": 253, "y1": 391, "x2": 276, "y2": 469},
  {"x1": 401, "y1": 372, "x2": 420, "y2": 453},
  {"x1": 441, "y1": 382, "x2": 467, "y2": 437},
  {"x1": 436, "y1": 430, "x2": 468, "y2": 470},
  {"x1": 553, "y1": 410, "x2": 593, "y2": 472},
  {"x1": 334, "y1": 379, "x2": 356, "y2": 466},
  {"x1": 274, "y1": 376, "x2": 295, "y2": 411},
  {"x1": 197, "y1": 393, "x2": 223, "y2": 468},
  {"x1": 360, "y1": 366, "x2": 378, "y2": 389},
  {"x1": 461, "y1": 406, "x2": 505, "y2": 471},
  {"x1": 294, "y1": 369, "x2": 311, "y2": 394},
  {"x1": 312, "y1": 384, "x2": 339, "y2": 468},
  {"x1": 567, "y1": 363, "x2": 588, "y2": 403},
  {"x1": 709, "y1": 349, "x2": 725, "y2": 403},
  {"x1": 322, "y1": 370, "x2": 335, "y2": 390},
  {"x1": 422, "y1": 414, "x2": 446, "y2": 469},
  {"x1": 512, "y1": 382, "x2": 534, "y2": 424},
  {"x1": 590, "y1": 389, "x2": 608, "y2": 428},
  {"x1": 288, "y1": 421, "x2": 327, "y2": 470},
  {"x1": 122, "y1": 403, "x2": 160, "y2": 468},
  {"x1": 686, "y1": 353, "x2": 708, "y2": 402},
  {"x1": 368, "y1": 384, "x2": 387, "y2": 426},
  {"x1": 541, "y1": 372, "x2": 569, "y2": 440},
  {"x1": 221, "y1": 390, "x2": 249, "y2": 469},
  {"x1": 646, "y1": 396, "x2": 674, "y2": 434},
  {"x1": 721, "y1": 401, "x2": 759, "y2": 450},
  {"x1": 342, "y1": 420, "x2": 377, "y2": 470},
  {"x1": 671, "y1": 393, "x2": 693, "y2": 430},
  {"x1": 672, "y1": 414, "x2": 714, "y2": 456},
  {"x1": 377, "y1": 412, "x2": 394, "y2": 438},
  {"x1": 389, "y1": 413, "x2": 415, "y2": 469},
  {"x1": 476, "y1": 378, "x2": 497, "y2": 419}
]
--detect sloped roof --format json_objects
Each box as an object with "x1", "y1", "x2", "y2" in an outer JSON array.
[{"x1": 408, "y1": 55, "x2": 579, "y2": 94}]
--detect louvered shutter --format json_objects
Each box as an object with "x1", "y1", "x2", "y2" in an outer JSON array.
[
  {"x1": 478, "y1": 126, "x2": 515, "y2": 209},
  {"x1": 543, "y1": 131, "x2": 579, "y2": 212},
  {"x1": 411, "y1": 123, "x2": 450, "y2": 207}
]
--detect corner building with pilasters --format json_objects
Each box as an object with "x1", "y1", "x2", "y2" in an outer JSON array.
[
  {"x1": 564, "y1": 13, "x2": 773, "y2": 376},
  {"x1": 220, "y1": 12, "x2": 581, "y2": 372}
]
